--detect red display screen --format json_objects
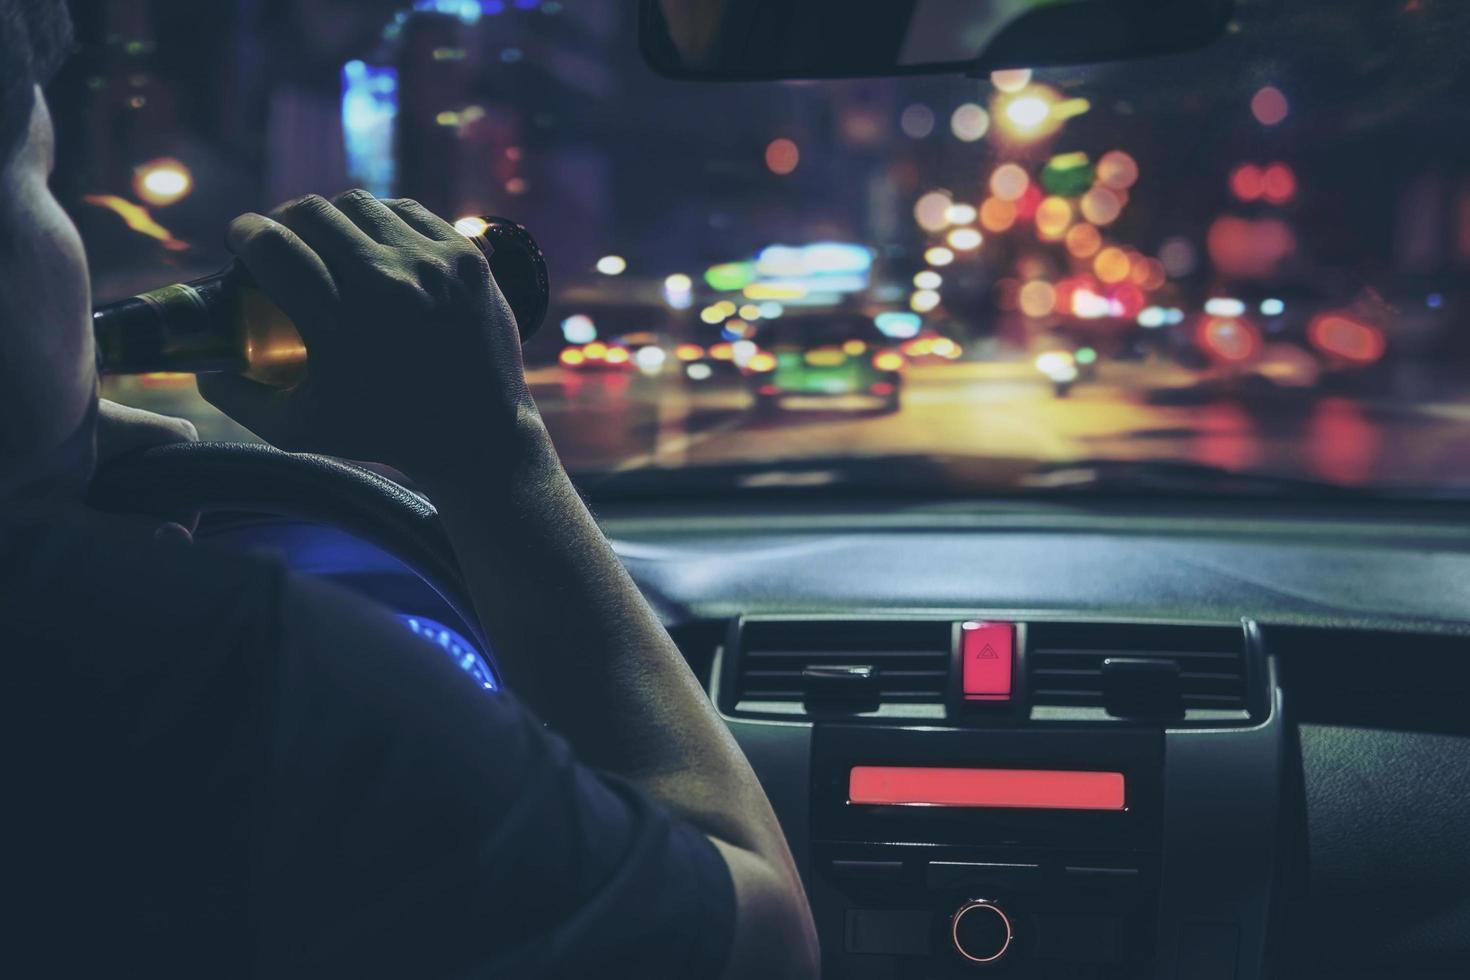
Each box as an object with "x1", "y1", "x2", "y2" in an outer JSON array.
[{"x1": 848, "y1": 766, "x2": 1127, "y2": 811}]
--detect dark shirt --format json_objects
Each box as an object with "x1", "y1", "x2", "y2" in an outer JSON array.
[{"x1": 3, "y1": 508, "x2": 734, "y2": 978}]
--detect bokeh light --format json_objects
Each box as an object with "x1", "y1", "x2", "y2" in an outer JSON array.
[
  {"x1": 1079, "y1": 186, "x2": 1123, "y2": 225},
  {"x1": 1018, "y1": 280, "x2": 1057, "y2": 317},
  {"x1": 980, "y1": 196, "x2": 1017, "y2": 232},
  {"x1": 1262, "y1": 163, "x2": 1297, "y2": 204},
  {"x1": 924, "y1": 245, "x2": 955, "y2": 266},
  {"x1": 900, "y1": 103, "x2": 936, "y2": 139},
  {"x1": 945, "y1": 202, "x2": 978, "y2": 226},
  {"x1": 990, "y1": 68, "x2": 1032, "y2": 93},
  {"x1": 914, "y1": 190, "x2": 954, "y2": 232},
  {"x1": 1230, "y1": 163, "x2": 1265, "y2": 201},
  {"x1": 1093, "y1": 246, "x2": 1131, "y2": 283},
  {"x1": 765, "y1": 138, "x2": 800, "y2": 175},
  {"x1": 913, "y1": 270, "x2": 943, "y2": 290},
  {"x1": 1035, "y1": 196, "x2": 1073, "y2": 240},
  {"x1": 947, "y1": 227, "x2": 983, "y2": 250},
  {"x1": 910, "y1": 289, "x2": 941, "y2": 312},
  {"x1": 1095, "y1": 151, "x2": 1139, "y2": 190},
  {"x1": 950, "y1": 103, "x2": 991, "y2": 141},
  {"x1": 989, "y1": 163, "x2": 1030, "y2": 201},
  {"x1": 1251, "y1": 86, "x2": 1289, "y2": 126},
  {"x1": 1064, "y1": 223, "x2": 1102, "y2": 259},
  {"x1": 596, "y1": 254, "x2": 627, "y2": 275},
  {"x1": 133, "y1": 158, "x2": 193, "y2": 206}
]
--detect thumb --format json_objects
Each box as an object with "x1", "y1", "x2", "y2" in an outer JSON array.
[{"x1": 196, "y1": 373, "x2": 299, "y2": 449}]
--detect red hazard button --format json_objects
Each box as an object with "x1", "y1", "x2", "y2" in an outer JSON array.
[{"x1": 961, "y1": 622, "x2": 1014, "y2": 702}]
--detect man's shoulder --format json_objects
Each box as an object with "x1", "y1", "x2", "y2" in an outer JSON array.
[{"x1": 1, "y1": 506, "x2": 288, "y2": 661}]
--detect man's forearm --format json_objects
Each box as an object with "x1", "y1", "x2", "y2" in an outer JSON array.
[{"x1": 420, "y1": 417, "x2": 784, "y2": 854}]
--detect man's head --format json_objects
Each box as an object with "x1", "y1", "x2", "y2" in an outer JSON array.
[{"x1": 0, "y1": 0, "x2": 92, "y2": 500}]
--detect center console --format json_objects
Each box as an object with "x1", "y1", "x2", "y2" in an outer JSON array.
[{"x1": 713, "y1": 615, "x2": 1289, "y2": 979}]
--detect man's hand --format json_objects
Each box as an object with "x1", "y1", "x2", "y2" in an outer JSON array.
[
  {"x1": 95, "y1": 398, "x2": 198, "y2": 540},
  {"x1": 198, "y1": 191, "x2": 538, "y2": 484}
]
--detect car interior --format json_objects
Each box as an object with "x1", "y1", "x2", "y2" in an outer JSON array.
[{"x1": 73, "y1": 0, "x2": 1470, "y2": 977}]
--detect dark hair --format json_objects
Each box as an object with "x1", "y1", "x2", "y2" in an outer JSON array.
[{"x1": 0, "y1": 0, "x2": 73, "y2": 167}]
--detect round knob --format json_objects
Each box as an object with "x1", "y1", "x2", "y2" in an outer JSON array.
[{"x1": 950, "y1": 899, "x2": 1013, "y2": 964}]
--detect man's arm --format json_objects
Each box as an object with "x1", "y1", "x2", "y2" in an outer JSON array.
[{"x1": 199, "y1": 190, "x2": 818, "y2": 979}]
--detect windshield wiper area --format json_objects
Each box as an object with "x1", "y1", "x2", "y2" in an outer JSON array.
[
  {"x1": 1017, "y1": 459, "x2": 1390, "y2": 499},
  {"x1": 580, "y1": 452, "x2": 1447, "y2": 503}
]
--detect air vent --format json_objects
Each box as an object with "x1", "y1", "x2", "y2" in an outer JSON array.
[
  {"x1": 1027, "y1": 622, "x2": 1250, "y2": 719},
  {"x1": 728, "y1": 619, "x2": 951, "y2": 716}
]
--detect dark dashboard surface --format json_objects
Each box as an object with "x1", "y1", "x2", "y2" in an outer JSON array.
[{"x1": 216, "y1": 495, "x2": 1470, "y2": 978}]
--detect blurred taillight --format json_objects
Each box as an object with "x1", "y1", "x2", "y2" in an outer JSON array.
[
  {"x1": 1307, "y1": 314, "x2": 1385, "y2": 365},
  {"x1": 559, "y1": 348, "x2": 586, "y2": 367}
]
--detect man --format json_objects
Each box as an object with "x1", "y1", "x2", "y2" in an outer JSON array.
[{"x1": 1, "y1": 2, "x2": 818, "y2": 976}]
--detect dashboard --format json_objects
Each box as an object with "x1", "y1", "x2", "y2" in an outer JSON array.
[{"x1": 203, "y1": 496, "x2": 1470, "y2": 979}]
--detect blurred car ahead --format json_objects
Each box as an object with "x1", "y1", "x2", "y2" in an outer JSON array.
[{"x1": 747, "y1": 312, "x2": 904, "y2": 413}]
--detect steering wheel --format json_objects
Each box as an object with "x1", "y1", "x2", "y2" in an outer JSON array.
[{"x1": 87, "y1": 441, "x2": 484, "y2": 649}]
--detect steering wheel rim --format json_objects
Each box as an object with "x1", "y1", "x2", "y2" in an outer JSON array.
[{"x1": 87, "y1": 441, "x2": 483, "y2": 649}]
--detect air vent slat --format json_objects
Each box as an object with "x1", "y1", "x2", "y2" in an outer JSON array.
[
  {"x1": 734, "y1": 619, "x2": 950, "y2": 712},
  {"x1": 1026, "y1": 622, "x2": 1248, "y2": 717}
]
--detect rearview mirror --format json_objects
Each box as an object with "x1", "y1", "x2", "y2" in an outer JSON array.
[{"x1": 640, "y1": 0, "x2": 1232, "y2": 80}]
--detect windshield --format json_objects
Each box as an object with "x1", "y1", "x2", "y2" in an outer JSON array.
[{"x1": 72, "y1": 0, "x2": 1470, "y2": 496}]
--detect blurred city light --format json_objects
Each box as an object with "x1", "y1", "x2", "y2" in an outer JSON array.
[
  {"x1": 945, "y1": 203, "x2": 978, "y2": 225},
  {"x1": 950, "y1": 103, "x2": 991, "y2": 141},
  {"x1": 1019, "y1": 280, "x2": 1057, "y2": 317},
  {"x1": 758, "y1": 301, "x2": 784, "y2": 318},
  {"x1": 685, "y1": 363, "x2": 713, "y2": 381},
  {"x1": 980, "y1": 197, "x2": 1017, "y2": 232},
  {"x1": 746, "y1": 352, "x2": 777, "y2": 372},
  {"x1": 1094, "y1": 247, "x2": 1131, "y2": 284},
  {"x1": 452, "y1": 216, "x2": 490, "y2": 239},
  {"x1": 900, "y1": 103, "x2": 936, "y2": 139},
  {"x1": 913, "y1": 270, "x2": 943, "y2": 290},
  {"x1": 1197, "y1": 316, "x2": 1264, "y2": 363},
  {"x1": 1035, "y1": 350, "x2": 1079, "y2": 383},
  {"x1": 81, "y1": 194, "x2": 188, "y2": 251},
  {"x1": 133, "y1": 158, "x2": 192, "y2": 206},
  {"x1": 1262, "y1": 163, "x2": 1297, "y2": 204},
  {"x1": 559, "y1": 348, "x2": 585, "y2": 367},
  {"x1": 664, "y1": 273, "x2": 693, "y2": 293},
  {"x1": 1159, "y1": 237, "x2": 1198, "y2": 277},
  {"x1": 596, "y1": 254, "x2": 627, "y2": 275},
  {"x1": 1138, "y1": 306, "x2": 1169, "y2": 328},
  {"x1": 1005, "y1": 94, "x2": 1050, "y2": 128},
  {"x1": 911, "y1": 289, "x2": 942, "y2": 312},
  {"x1": 947, "y1": 227, "x2": 983, "y2": 250},
  {"x1": 765, "y1": 138, "x2": 800, "y2": 175},
  {"x1": 634, "y1": 345, "x2": 667, "y2": 373},
  {"x1": 924, "y1": 246, "x2": 955, "y2": 267},
  {"x1": 875, "y1": 311, "x2": 923, "y2": 338},
  {"x1": 1261, "y1": 298, "x2": 1286, "y2": 316},
  {"x1": 989, "y1": 163, "x2": 1030, "y2": 201},
  {"x1": 1035, "y1": 196, "x2": 1073, "y2": 240},
  {"x1": 1251, "y1": 85, "x2": 1289, "y2": 126},
  {"x1": 1065, "y1": 223, "x2": 1102, "y2": 259},
  {"x1": 915, "y1": 190, "x2": 954, "y2": 232},
  {"x1": 675, "y1": 343, "x2": 705, "y2": 361},
  {"x1": 1308, "y1": 314, "x2": 1386, "y2": 364},
  {"x1": 738, "y1": 303, "x2": 762, "y2": 320},
  {"x1": 1205, "y1": 297, "x2": 1247, "y2": 317},
  {"x1": 1075, "y1": 346, "x2": 1098, "y2": 365},
  {"x1": 1095, "y1": 151, "x2": 1139, "y2": 190},
  {"x1": 561, "y1": 313, "x2": 596, "y2": 343},
  {"x1": 1079, "y1": 187, "x2": 1123, "y2": 225},
  {"x1": 872, "y1": 351, "x2": 905, "y2": 371},
  {"x1": 341, "y1": 60, "x2": 398, "y2": 196},
  {"x1": 705, "y1": 261, "x2": 756, "y2": 291},
  {"x1": 991, "y1": 68, "x2": 1033, "y2": 93},
  {"x1": 1230, "y1": 163, "x2": 1265, "y2": 201}
]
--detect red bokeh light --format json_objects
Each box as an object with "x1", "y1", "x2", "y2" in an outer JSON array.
[
  {"x1": 1196, "y1": 315, "x2": 1264, "y2": 364},
  {"x1": 1308, "y1": 314, "x2": 1387, "y2": 364},
  {"x1": 764, "y1": 138, "x2": 800, "y2": 175},
  {"x1": 1262, "y1": 163, "x2": 1297, "y2": 204},
  {"x1": 1230, "y1": 164, "x2": 1264, "y2": 201},
  {"x1": 1251, "y1": 86, "x2": 1289, "y2": 126}
]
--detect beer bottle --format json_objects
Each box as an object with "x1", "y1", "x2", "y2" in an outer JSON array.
[{"x1": 93, "y1": 215, "x2": 548, "y2": 387}]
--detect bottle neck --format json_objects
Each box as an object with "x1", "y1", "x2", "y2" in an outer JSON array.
[{"x1": 93, "y1": 268, "x2": 247, "y2": 375}]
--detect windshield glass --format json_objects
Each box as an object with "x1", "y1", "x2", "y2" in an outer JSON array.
[{"x1": 70, "y1": 0, "x2": 1470, "y2": 495}]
